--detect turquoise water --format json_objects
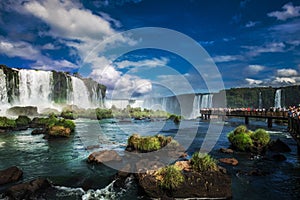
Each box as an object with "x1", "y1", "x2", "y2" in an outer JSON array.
[{"x1": 0, "y1": 118, "x2": 300, "y2": 199}]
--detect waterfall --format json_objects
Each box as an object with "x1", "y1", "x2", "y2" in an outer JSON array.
[
  {"x1": 0, "y1": 69, "x2": 8, "y2": 104},
  {"x1": 190, "y1": 95, "x2": 201, "y2": 119},
  {"x1": 274, "y1": 89, "x2": 281, "y2": 108},
  {"x1": 18, "y1": 69, "x2": 53, "y2": 107},
  {"x1": 258, "y1": 92, "x2": 262, "y2": 109},
  {"x1": 200, "y1": 94, "x2": 213, "y2": 109},
  {"x1": 70, "y1": 76, "x2": 91, "y2": 108}
]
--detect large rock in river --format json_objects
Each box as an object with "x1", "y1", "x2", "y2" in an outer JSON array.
[
  {"x1": 6, "y1": 106, "x2": 38, "y2": 116},
  {"x1": 5, "y1": 178, "x2": 51, "y2": 200},
  {"x1": 137, "y1": 169, "x2": 232, "y2": 199},
  {"x1": 88, "y1": 150, "x2": 122, "y2": 164},
  {"x1": 48, "y1": 125, "x2": 71, "y2": 137},
  {"x1": 0, "y1": 166, "x2": 23, "y2": 185}
]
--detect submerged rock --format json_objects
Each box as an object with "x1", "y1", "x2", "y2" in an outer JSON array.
[
  {"x1": 268, "y1": 139, "x2": 291, "y2": 153},
  {"x1": 220, "y1": 148, "x2": 234, "y2": 154},
  {"x1": 0, "y1": 166, "x2": 23, "y2": 185},
  {"x1": 219, "y1": 158, "x2": 239, "y2": 166},
  {"x1": 6, "y1": 178, "x2": 51, "y2": 200},
  {"x1": 88, "y1": 150, "x2": 122, "y2": 164},
  {"x1": 271, "y1": 153, "x2": 287, "y2": 161}
]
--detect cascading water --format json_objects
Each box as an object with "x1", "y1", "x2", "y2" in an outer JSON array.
[
  {"x1": 0, "y1": 66, "x2": 106, "y2": 112},
  {"x1": 274, "y1": 89, "x2": 281, "y2": 108},
  {"x1": 190, "y1": 95, "x2": 201, "y2": 119},
  {"x1": 259, "y1": 92, "x2": 262, "y2": 109},
  {"x1": 201, "y1": 94, "x2": 213, "y2": 109},
  {"x1": 0, "y1": 69, "x2": 8, "y2": 104},
  {"x1": 70, "y1": 76, "x2": 91, "y2": 108},
  {"x1": 18, "y1": 69, "x2": 53, "y2": 107}
]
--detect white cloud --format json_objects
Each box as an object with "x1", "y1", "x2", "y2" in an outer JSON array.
[
  {"x1": 0, "y1": 38, "x2": 41, "y2": 60},
  {"x1": 272, "y1": 77, "x2": 296, "y2": 84},
  {"x1": 276, "y1": 68, "x2": 298, "y2": 77},
  {"x1": 212, "y1": 55, "x2": 241, "y2": 63},
  {"x1": 245, "y1": 78, "x2": 263, "y2": 85},
  {"x1": 23, "y1": 0, "x2": 116, "y2": 40},
  {"x1": 243, "y1": 42, "x2": 286, "y2": 57},
  {"x1": 41, "y1": 43, "x2": 58, "y2": 50},
  {"x1": 90, "y1": 64, "x2": 152, "y2": 98},
  {"x1": 247, "y1": 65, "x2": 265, "y2": 74},
  {"x1": 115, "y1": 57, "x2": 168, "y2": 69},
  {"x1": 268, "y1": 2, "x2": 300, "y2": 21},
  {"x1": 245, "y1": 21, "x2": 258, "y2": 28}
]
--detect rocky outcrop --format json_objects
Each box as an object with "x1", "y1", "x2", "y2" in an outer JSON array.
[
  {"x1": 6, "y1": 106, "x2": 38, "y2": 116},
  {"x1": 5, "y1": 178, "x2": 51, "y2": 200},
  {"x1": 0, "y1": 166, "x2": 23, "y2": 185},
  {"x1": 137, "y1": 169, "x2": 231, "y2": 199},
  {"x1": 220, "y1": 148, "x2": 234, "y2": 154},
  {"x1": 48, "y1": 125, "x2": 71, "y2": 137},
  {"x1": 219, "y1": 158, "x2": 239, "y2": 166},
  {"x1": 88, "y1": 150, "x2": 122, "y2": 164},
  {"x1": 268, "y1": 139, "x2": 291, "y2": 152}
]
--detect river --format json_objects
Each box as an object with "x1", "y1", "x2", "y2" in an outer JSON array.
[{"x1": 0, "y1": 118, "x2": 300, "y2": 199}]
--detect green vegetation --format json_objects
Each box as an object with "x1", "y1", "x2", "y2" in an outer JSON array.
[
  {"x1": 156, "y1": 165, "x2": 184, "y2": 190},
  {"x1": 127, "y1": 134, "x2": 176, "y2": 152},
  {"x1": 60, "y1": 110, "x2": 78, "y2": 119},
  {"x1": 228, "y1": 132, "x2": 253, "y2": 151},
  {"x1": 32, "y1": 114, "x2": 75, "y2": 132},
  {"x1": 15, "y1": 115, "x2": 31, "y2": 127},
  {"x1": 190, "y1": 152, "x2": 218, "y2": 172},
  {"x1": 227, "y1": 125, "x2": 270, "y2": 152},
  {"x1": 96, "y1": 108, "x2": 113, "y2": 120},
  {"x1": 252, "y1": 128, "x2": 270, "y2": 146},
  {"x1": 0, "y1": 116, "x2": 17, "y2": 129},
  {"x1": 167, "y1": 114, "x2": 182, "y2": 124}
]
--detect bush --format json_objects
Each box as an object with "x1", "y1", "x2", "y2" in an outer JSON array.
[
  {"x1": 61, "y1": 110, "x2": 78, "y2": 119},
  {"x1": 156, "y1": 165, "x2": 184, "y2": 190},
  {"x1": 56, "y1": 119, "x2": 76, "y2": 132},
  {"x1": 0, "y1": 117, "x2": 16, "y2": 128},
  {"x1": 190, "y1": 152, "x2": 218, "y2": 172},
  {"x1": 15, "y1": 115, "x2": 31, "y2": 127},
  {"x1": 233, "y1": 125, "x2": 248, "y2": 135},
  {"x1": 168, "y1": 114, "x2": 182, "y2": 124},
  {"x1": 127, "y1": 134, "x2": 176, "y2": 152},
  {"x1": 252, "y1": 128, "x2": 270, "y2": 146},
  {"x1": 228, "y1": 132, "x2": 253, "y2": 151},
  {"x1": 138, "y1": 136, "x2": 161, "y2": 152},
  {"x1": 96, "y1": 108, "x2": 113, "y2": 120}
]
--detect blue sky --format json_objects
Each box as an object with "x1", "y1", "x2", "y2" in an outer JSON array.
[{"x1": 0, "y1": 0, "x2": 300, "y2": 97}]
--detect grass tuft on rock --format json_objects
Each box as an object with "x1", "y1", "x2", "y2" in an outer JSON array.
[
  {"x1": 228, "y1": 125, "x2": 270, "y2": 152},
  {"x1": 0, "y1": 116, "x2": 16, "y2": 129},
  {"x1": 156, "y1": 165, "x2": 184, "y2": 190},
  {"x1": 127, "y1": 134, "x2": 177, "y2": 152},
  {"x1": 190, "y1": 152, "x2": 218, "y2": 172},
  {"x1": 252, "y1": 128, "x2": 270, "y2": 146},
  {"x1": 15, "y1": 115, "x2": 31, "y2": 127}
]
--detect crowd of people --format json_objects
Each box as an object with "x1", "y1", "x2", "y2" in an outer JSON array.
[{"x1": 288, "y1": 106, "x2": 300, "y2": 118}]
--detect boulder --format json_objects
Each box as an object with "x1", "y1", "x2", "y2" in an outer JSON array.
[
  {"x1": 0, "y1": 166, "x2": 23, "y2": 185},
  {"x1": 6, "y1": 178, "x2": 51, "y2": 200},
  {"x1": 88, "y1": 150, "x2": 122, "y2": 164},
  {"x1": 6, "y1": 106, "x2": 38, "y2": 116},
  {"x1": 137, "y1": 170, "x2": 232, "y2": 199},
  {"x1": 219, "y1": 158, "x2": 239, "y2": 166},
  {"x1": 174, "y1": 161, "x2": 191, "y2": 171},
  {"x1": 219, "y1": 148, "x2": 234, "y2": 154},
  {"x1": 271, "y1": 153, "x2": 287, "y2": 161},
  {"x1": 135, "y1": 159, "x2": 164, "y2": 172},
  {"x1": 268, "y1": 139, "x2": 291, "y2": 152},
  {"x1": 48, "y1": 125, "x2": 71, "y2": 137}
]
